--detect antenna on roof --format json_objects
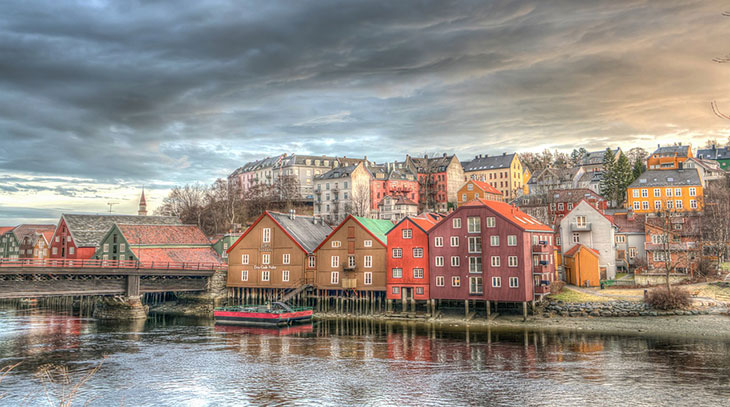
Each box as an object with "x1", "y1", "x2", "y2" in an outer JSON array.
[{"x1": 107, "y1": 202, "x2": 118, "y2": 213}]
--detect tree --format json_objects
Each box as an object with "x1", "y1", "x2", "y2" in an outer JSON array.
[
  {"x1": 626, "y1": 147, "x2": 648, "y2": 166},
  {"x1": 599, "y1": 148, "x2": 616, "y2": 205},
  {"x1": 647, "y1": 212, "x2": 699, "y2": 293},
  {"x1": 155, "y1": 184, "x2": 208, "y2": 228},
  {"x1": 632, "y1": 158, "x2": 645, "y2": 180},
  {"x1": 351, "y1": 183, "x2": 370, "y2": 217},
  {"x1": 570, "y1": 148, "x2": 587, "y2": 167},
  {"x1": 612, "y1": 154, "x2": 633, "y2": 207},
  {"x1": 702, "y1": 176, "x2": 730, "y2": 264}
]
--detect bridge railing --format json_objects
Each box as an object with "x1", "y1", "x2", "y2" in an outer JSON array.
[{"x1": 0, "y1": 257, "x2": 224, "y2": 271}]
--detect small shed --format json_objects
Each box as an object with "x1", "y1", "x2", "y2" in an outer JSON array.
[{"x1": 563, "y1": 244, "x2": 600, "y2": 287}]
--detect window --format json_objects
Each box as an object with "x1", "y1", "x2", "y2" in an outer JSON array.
[
  {"x1": 402, "y1": 229, "x2": 413, "y2": 239},
  {"x1": 651, "y1": 234, "x2": 668, "y2": 244},
  {"x1": 451, "y1": 256, "x2": 460, "y2": 267},
  {"x1": 632, "y1": 189, "x2": 639, "y2": 198},
  {"x1": 654, "y1": 201, "x2": 661, "y2": 210},
  {"x1": 509, "y1": 277, "x2": 519, "y2": 288},
  {"x1": 436, "y1": 276, "x2": 445, "y2": 286},
  {"x1": 262, "y1": 228, "x2": 271, "y2": 243},
  {"x1": 331, "y1": 241, "x2": 341, "y2": 248},
  {"x1": 331, "y1": 256, "x2": 339, "y2": 268},
  {"x1": 434, "y1": 236, "x2": 443, "y2": 247},
  {"x1": 568, "y1": 203, "x2": 573, "y2": 210},
  {"x1": 642, "y1": 201, "x2": 649, "y2": 210},
  {"x1": 690, "y1": 200, "x2": 697, "y2": 209},
  {"x1": 469, "y1": 277, "x2": 483, "y2": 294},
  {"x1": 262, "y1": 254, "x2": 270, "y2": 264},
  {"x1": 453, "y1": 218, "x2": 462, "y2": 228},
  {"x1": 67, "y1": 236, "x2": 71, "y2": 242},
  {"x1": 392, "y1": 286, "x2": 400, "y2": 294},
  {"x1": 348, "y1": 255, "x2": 356, "y2": 268},
  {"x1": 451, "y1": 276, "x2": 461, "y2": 287},
  {"x1": 413, "y1": 268, "x2": 424, "y2": 279},
  {"x1": 467, "y1": 184, "x2": 474, "y2": 191},
  {"x1": 450, "y1": 236, "x2": 459, "y2": 247},
  {"x1": 69, "y1": 247, "x2": 74, "y2": 255},
  {"x1": 492, "y1": 277, "x2": 501, "y2": 288},
  {"x1": 462, "y1": 193, "x2": 467, "y2": 202},
  {"x1": 489, "y1": 235, "x2": 500, "y2": 247},
  {"x1": 331, "y1": 272, "x2": 340, "y2": 284},
  {"x1": 241, "y1": 270, "x2": 248, "y2": 281},
  {"x1": 52, "y1": 247, "x2": 58, "y2": 255},
  {"x1": 616, "y1": 235, "x2": 626, "y2": 244},
  {"x1": 633, "y1": 201, "x2": 640, "y2": 210},
  {"x1": 410, "y1": 247, "x2": 423, "y2": 258},
  {"x1": 675, "y1": 188, "x2": 682, "y2": 197},
  {"x1": 558, "y1": 203, "x2": 564, "y2": 211},
  {"x1": 362, "y1": 255, "x2": 372, "y2": 268},
  {"x1": 282, "y1": 253, "x2": 290, "y2": 264},
  {"x1": 675, "y1": 200, "x2": 683, "y2": 209},
  {"x1": 468, "y1": 236, "x2": 482, "y2": 253},
  {"x1": 507, "y1": 235, "x2": 517, "y2": 246},
  {"x1": 364, "y1": 240, "x2": 372, "y2": 247},
  {"x1": 486, "y1": 217, "x2": 496, "y2": 228},
  {"x1": 576, "y1": 216, "x2": 586, "y2": 227},
  {"x1": 55, "y1": 236, "x2": 60, "y2": 243},
  {"x1": 469, "y1": 257, "x2": 482, "y2": 273},
  {"x1": 282, "y1": 270, "x2": 290, "y2": 282},
  {"x1": 392, "y1": 248, "x2": 402, "y2": 258},
  {"x1": 103, "y1": 254, "x2": 108, "y2": 260},
  {"x1": 416, "y1": 287, "x2": 424, "y2": 295},
  {"x1": 689, "y1": 187, "x2": 696, "y2": 197},
  {"x1": 572, "y1": 233, "x2": 580, "y2": 243},
  {"x1": 120, "y1": 243, "x2": 126, "y2": 252},
  {"x1": 653, "y1": 252, "x2": 667, "y2": 262},
  {"x1": 508, "y1": 256, "x2": 518, "y2": 267},
  {"x1": 308, "y1": 256, "x2": 316, "y2": 268},
  {"x1": 392, "y1": 268, "x2": 403, "y2": 278},
  {"x1": 242, "y1": 254, "x2": 249, "y2": 264},
  {"x1": 629, "y1": 247, "x2": 638, "y2": 258},
  {"x1": 261, "y1": 271, "x2": 270, "y2": 281},
  {"x1": 641, "y1": 189, "x2": 648, "y2": 197},
  {"x1": 467, "y1": 217, "x2": 481, "y2": 233},
  {"x1": 364, "y1": 272, "x2": 372, "y2": 285},
  {"x1": 435, "y1": 256, "x2": 444, "y2": 267},
  {"x1": 491, "y1": 256, "x2": 501, "y2": 267},
  {"x1": 103, "y1": 243, "x2": 109, "y2": 253}
]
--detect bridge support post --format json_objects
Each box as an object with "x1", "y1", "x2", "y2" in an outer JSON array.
[{"x1": 93, "y1": 295, "x2": 148, "y2": 320}]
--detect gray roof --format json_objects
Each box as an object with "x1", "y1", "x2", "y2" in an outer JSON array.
[
  {"x1": 628, "y1": 169, "x2": 701, "y2": 188},
  {"x1": 582, "y1": 148, "x2": 620, "y2": 166},
  {"x1": 62, "y1": 214, "x2": 181, "y2": 247},
  {"x1": 652, "y1": 145, "x2": 690, "y2": 157},
  {"x1": 316, "y1": 164, "x2": 358, "y2": 180},
  {"x1": 268, "y1": 212, "x2": 332, "y2": 253},
  {"x1": 10, "y1": 224, "x2": 56, "y2": 243},
  {"x1": 462, "y1": 153, "x2": 515, "y2": 171},
  {"x1": 697, "y1": 146, "x2": 730, "y2": 160}
]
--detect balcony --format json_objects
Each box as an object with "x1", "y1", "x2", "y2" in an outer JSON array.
[
  {"x1": 532, "y1": 243, "x2": 550, "y2": 253},
  {"x1": 342, "y1": 278, "x2": 357, "y2": 289},
  {"x1": 533, "y1": 264, "x2": 550, "y2": 274},
  {"x1": 534, "y1": 284, "x2": 551, "y2": 294},
  {"x1": 570, "y1": 222, "x2": 592, "y2": 232},
  {"x1": 344, "y1": 263, "x2": 357, "y2": 272}
]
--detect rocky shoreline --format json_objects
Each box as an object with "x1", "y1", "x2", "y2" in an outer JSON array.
[{"x1": 542, "y1": 300, "x2": 728, "y2": 318}]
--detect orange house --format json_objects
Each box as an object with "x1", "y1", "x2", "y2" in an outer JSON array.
[
  {"x1": 563, "y1": 244, "x2": 600, "y2": 287},
  {"x1": 626, "y1": 169, "x2": 703, "y2": 214},
  {"x1": 456, "y1": 180, "x2": 502, "y2": 207},
  {"x1": 647, "y1": 144, "x2": 692, "y2": 170}
]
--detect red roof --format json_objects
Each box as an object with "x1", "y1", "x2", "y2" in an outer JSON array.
[
  {"x1": 410, "y1": 216, "x2": 438, "y2": 232},
  {"x1": 470, "y1": 180, "x2": 502, "y2": 195},
  {"x1": 0, "y1": 226, "x2": 14, "y2": 235},
  {"x1": 40, "y1": 230, "x2": 55, "y2": 244},
  {"x1": 118, "y1": 224, "x2": 209, "y2": 245},
  {"x1": 131, "y1": 247, "x2": 221, "y2": 264},
  {"x1": 564, "y1": 244, "x2": 599, "y2": 257},
  {"x1": 462, "y1": 198, "x2": 553, "y2": 232}
]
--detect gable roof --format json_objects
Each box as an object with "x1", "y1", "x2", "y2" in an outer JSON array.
[
  {"x1": 267, "y1": 211, "x2": 332, "y2": 253},
  {"x1": 549, "y1": 188, "x2": 605, "y2": 203},
  {"x1": 386, "y1": 215, "x2": 438, "y2": 236},
  {"x1": 612, "y1": 212, "x2": 645, "y2": 234},
  {"x1": 628, "y1": 169, "x2": 701, "y2": 188},
  {"x1": 228, "y1": 211, "x2": 332, "y2": 255},
  {"x1": 10, "y1": 224, "x2": 57, "y2": 242},
  {"x1": 652, "y1": 144, "x2": 690, "y2": 157},
  {"x1": 60, "y1": 214, "x2": 181, "y2": 248},
  {"x1": 39, "y1": 230, "x2": 55, "y2": 245},
  {"x1": 0, "y1": 226, "x2": 14, "y2": 236},
  {"x1": 582, "y1": 148, "x2": 621, "y2": 166},
  {"x1": 409, "y1": 154, "x2": 457, "y2": 173},
  {"x1": 353, "y1": 216, "x2": 394, "y2": 245},
  {"x1": 564, "y1": 243, "x2": 599, "y2": 257},
  {"x1": 462, "y1": 153, "x2": 516, "y2": 172},
  {"x1": 469, "y1": 180, "x2": 502, "y2": 195},
  {"x1": 117, "y1": 224, "x2": 210, "y2": 246},
  {"x1": 697, "y1": 146, "x2": 730, "y2": 160},
  {"x1": 460, "y1": 198, "x2": 553, "y2": 232},
  {"x1": 562, "y1": 199, "x2": 615, "y2": 225},
  {"x1": 131, "y1": 247, "x2": 221, "y2": 264}
]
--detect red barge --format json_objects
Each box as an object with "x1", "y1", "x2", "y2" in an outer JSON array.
[{"x1": 214, "y1": 302, "x2": 314, "y2": 326}]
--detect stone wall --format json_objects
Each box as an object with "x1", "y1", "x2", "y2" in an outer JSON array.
[{"x1": 634, "y1": 273, "x2": 689, "y2": 287}]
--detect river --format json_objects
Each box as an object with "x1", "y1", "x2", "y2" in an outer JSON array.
[{"x1": 0, "y1": 307, "x2": 729, "y2": 406}]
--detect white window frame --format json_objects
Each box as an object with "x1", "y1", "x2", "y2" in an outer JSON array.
[
  {"x1": 262, "y1": 253, "x2": 270, "y2": 265},
  {"x1": 412, "y1": 247, "x2": 424, "y2": 258},
  {"x1": 308, "y1": 256, "x2": 316, "y2": 268},
  {"x1": 468, "y1": 236, "x2": 481, "y2": 253},
  {"x1": 450, "y1": 236, "x2": 459, "y2": 247},
  {"x1": 491, "y1": 256, "x2": 500, "y2": 267},
  {"x1": 689, "y1": 187, "x2": 696, "y2": 197},
  {"x1": 434, "y1": 236, "x2": 443, "y2": 247},
  {"x1": 261, "y1": 270, "x2": 270, "y2": 282},
  {"x1": 282, "y1": 270, "x2": 290, "y2": 282},
  {"x1": 508, "y1": 256, "x2": 518, "y2": 267},
  {"x1": 103, "y1": 243, "x2": 109, "y2": 253},
  {"x1": 467, "y1": 217, "x2": 481, "y2": 233},
  {"x1": 364, "y1": 272, "x2": 372, "y2": 285},
  {"x1": 413, "y1": 268, "x2": 424, "y2": 279},
  {"x1": 242, "y1": 254, "x2": 249, "y2": 264},
  {"x1": 490, "y1": 235, "x2": 499, "y2": 247},
  {"x1": 364, "y1": 255, "x2": 372, "y2": 268},
  {"x1": 241, "y1": 270, "x2": 248, "y2": 281},
  {"x1": 262, "y1": 228, "x2": 271, "y2": 243},
  {"x1": 675, "y1": 200, "x2": 683, "y2": 209},
  {"x1": 331, "y1": 240, "x2": 341, "y2": 248},
  {"x1": 451, "y1": 276, "x2": 461, "y2": 287},
  {"x1": 392, "y1": 268, "x2": 403, "y2": 278},
  {"x1": 469, "y1": 256, "x2": 482, "y2": 273},
  {"x1": 509, "y1": 277, "x2": 519, "y2": 288},
  {"x1": 452, "y1": 218, "x2": 462, "y2": 229},
  {"x1": 331, "y1": 255, "x2": 339, "y2": 268},
  {"x1": 364, "y1": 240, "x2": 372, "y2": 247},
  {"x1": 392, "y1": 248, "x2": 402, "y2": 258},
  {"x1": 402, "y1": 228, "x2": 413, "y2": 239},
  {"x1": 331, "y1": 272, "x2": 340, "y2": 284},
  {"x1": 451, "y1": 256, "x2": 460, "y2": 267},
  {"x1": 486, "y1": 217, "x2": 496, "y2": 228},
  {"x1": 654, "y1": 188, "x2": 661, "y2": 197},
  {"x1": 507, "y1": 235, "x2": 517, "y2": 246},
  {"x1": 436, "y1": 276, "x2": 445, "y2": 286},
  {"x1": 435, "y1": 256, "x2": 444, "y2": 267},
  {"x1": 282, "y1": 253, "x2": 290, "y2": 265},
  {"x1": 492, "y1": 277, "x2": 501, "y2": 288}
]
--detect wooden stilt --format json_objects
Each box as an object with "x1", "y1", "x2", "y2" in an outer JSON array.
[
  {"x1": 523, "y1": 301, "x2": 528, "y2": 322},
  {"x1": 465, "y1": 299, "x2": 469, "y2": 318},
  {"x1": 486, "y1": 300, "x2": 491, "y2": 318}
]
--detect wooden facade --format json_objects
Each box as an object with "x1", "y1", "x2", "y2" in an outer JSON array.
[
  {"x1": 314, "y1": 215, "x2": 393, "y2": 292},
  {"x1": 386, "y1": 216, "x2": 437, "y2": 301},
  {"x1": 457, "y1": 180, "x2": 502, "y2": 207},
  {"x1": 429, "y1": 199, "x2": 555, "y2": 303},
  {"x1": 563, "y1": 244, "x2": 600, "y2": 287}
]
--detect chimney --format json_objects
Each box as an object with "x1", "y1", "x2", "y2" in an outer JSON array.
[{"x1": 502, "y1": 152, "x2": 506, "y2": 156}]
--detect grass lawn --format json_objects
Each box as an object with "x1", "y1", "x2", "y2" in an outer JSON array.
[
  {"x1": 615, "y1": 272, "x2": 629, "y2": 280},
  {"x1": 696, "y1": 284, "x2": 730, "y2": 300},
  {"x1": 548, "y1": 286, "x2": 615, "y2": 303}
]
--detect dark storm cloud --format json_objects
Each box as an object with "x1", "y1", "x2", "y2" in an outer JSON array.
[{"x1": 1, "y1": 0, "x2": 729, "y2": 190}]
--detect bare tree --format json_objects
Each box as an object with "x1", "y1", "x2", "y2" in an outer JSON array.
[
  {"x1": 155, "y1": 184, "x2": 208, "y2": 228},
  {"x1": 646, "y1": 212, "x2": 700, "y2": 292},
  {"x1": 351, "y1": 183, "x2": 370, "y2": 217},
  {"x1": 702, "y1": 177, "x2": 730, "y2": 264},
  {"x1": 272, "y1": 175, "x2": 301, "y2": 209}
]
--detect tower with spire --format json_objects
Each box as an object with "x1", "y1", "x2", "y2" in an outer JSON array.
[{"x1": 138, "y1": 188, "x2": 148, "y2": 216}]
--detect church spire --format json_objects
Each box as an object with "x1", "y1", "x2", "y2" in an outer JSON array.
[{"x1": 138, "y1": 188, "x2": 147, "y2": 216}]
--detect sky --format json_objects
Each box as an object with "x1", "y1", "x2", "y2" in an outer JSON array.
[{"x1": 2, "y1": 0, "x2": 730, "y2": 225}]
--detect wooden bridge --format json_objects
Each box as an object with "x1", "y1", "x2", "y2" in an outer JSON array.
[{"x1": 0, "y1": 258, "x2": 224, "y2": 299}]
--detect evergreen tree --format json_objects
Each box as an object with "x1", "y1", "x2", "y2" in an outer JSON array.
[
  {"x1": 570, "y1": 147, "x2": 587, "y2": 167},
  {"x1": 632, "y1": 158, "x2": 646, "y2": 180},
  {"x1": 613, "y1": 154, "x2": 633, "y2": 206},
  {"x1": 599, "y1": 148, "x2": 616, "y2": 204}
]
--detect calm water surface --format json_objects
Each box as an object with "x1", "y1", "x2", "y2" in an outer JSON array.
[{"x1": 0, "y1": 307, "x2": 729, "y2": 406}]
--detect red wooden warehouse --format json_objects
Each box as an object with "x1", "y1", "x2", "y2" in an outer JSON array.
[{"x1": 428, "y1": 198, "x2": 555, "y2": 317}]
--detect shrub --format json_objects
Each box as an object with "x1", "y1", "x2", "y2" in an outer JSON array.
[
  {"x1": 645, "y1": 287, "x2": 692, "y2": 310},
  {"x1": 549, "y1": 280, "x2": 565, "y2": 295}
]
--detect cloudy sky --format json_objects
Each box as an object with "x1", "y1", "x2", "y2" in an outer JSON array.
[{"x1": 2, "y1": 0, "x2": 730, "y2": 225}]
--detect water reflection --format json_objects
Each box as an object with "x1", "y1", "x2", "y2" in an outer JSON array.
[{"x1": 1, "y1": 308, "x2": 729, "y2": 406}]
